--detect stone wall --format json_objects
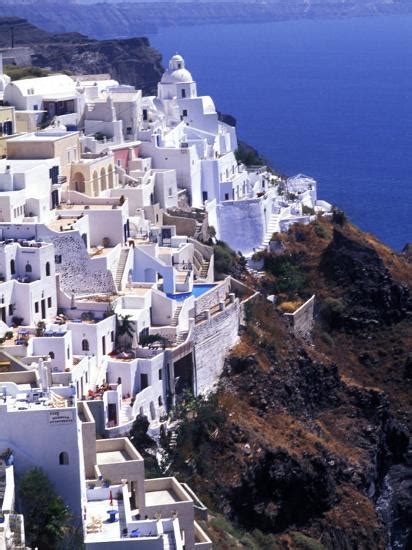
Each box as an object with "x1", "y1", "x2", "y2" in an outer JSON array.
[
  {"x1": 194, "y1": 278, "x2": 230, "y2": 316},
  {"x1": 162, "y1": 213, "x2": 197, "y2": 237},
  {"x1": 51, "y1": 232, "x2": 116, "y2": 294},
  {"x1": 193, "y1": 300, "x2": 240, "y2": 394},
  {"x1": 284, "y1": 295, "x2": 315, "y2": 338}
]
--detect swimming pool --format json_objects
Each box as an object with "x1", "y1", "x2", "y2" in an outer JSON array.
[{"x1": 166, "y1": 284, "x2": 216, "y2": 302}]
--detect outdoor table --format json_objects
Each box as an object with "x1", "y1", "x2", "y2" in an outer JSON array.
[{"x1": 107, "y1": 509, "x2": 118, "y2": 523}]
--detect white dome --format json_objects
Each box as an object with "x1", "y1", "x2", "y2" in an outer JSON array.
[
  {"x1": 170, "y1": 54, "x2": 184, "y2": 64},
  {"x1": 161, "y1": 68, "x2": 194, "y2": 85}
]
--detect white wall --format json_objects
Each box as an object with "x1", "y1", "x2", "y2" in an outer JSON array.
[
  {"x1": 216, "y1": 198, "x2": 265, "y2": 254},
  {"x1": 0, "y1": 402, "x2": 85, "y2": 518}
]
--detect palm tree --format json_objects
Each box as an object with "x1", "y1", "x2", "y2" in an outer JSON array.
[{"x1": 116, "y1": 314, "x2": 135, "y2": 350}]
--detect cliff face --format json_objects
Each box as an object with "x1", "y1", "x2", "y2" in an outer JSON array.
[
  {"x1": 1, "y1": 1, "x2": 412, "y2": 38},
  {"x1": 165, "y1": 218, "x2": 412, "y2": 548},
  {"x1": 0, "y1": 17, "x2": 163, "y2": 95}
]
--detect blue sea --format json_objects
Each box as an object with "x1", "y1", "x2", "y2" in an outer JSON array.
[{"x1": 149, "y1": 16, "x2": 412, "y2": 250}]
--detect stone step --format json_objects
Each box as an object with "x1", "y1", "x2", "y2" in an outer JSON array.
[{"x1": 176, "y1": 331, "x2": 188, "y2": 344}]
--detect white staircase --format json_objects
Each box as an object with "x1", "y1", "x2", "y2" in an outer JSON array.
[
  {"x1": 162, "y1": 532, "x2": 177, "y2": 550},
  {"x1": 198, "y1": 259, "x2": 210, "y2": 279},
  {"x1": 176, "y1": 331, "x2": 188, "y2": 345},
  {"x1": 170, "y1": 305, "x2": 182, "y2": 327},
  {"x1": 257, "y1": 213, "x2": 281, "y2": 251},
  {"x1": 119, "y1": 399, "x2": 133, "y2": 424},
  {"x1": 114, "y1": 248, "x2": 130, "y2": 290}
]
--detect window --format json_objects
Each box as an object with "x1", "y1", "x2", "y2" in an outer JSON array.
[
  {"x1": 45, "y1": 262, "x2": 51, "y2": 276},
  {"x1": 49, "y1": 351, "x2": 55, "y2": 359},
  {"x1": 59, "y1": 452, "x2": 69, "y2": 465},
  {"x1": 181, "y1": 89, "x2": 186, "y2": 98},
  {"x1": 158, "y1": 369, "x2": 163, "y2": 381},
  {"x1": 102, "y1": 335, "x2": 106, "y2": 355},
  {"x1": 49, "y1": 166, "x2": 59, "y2": 184},
  {"x1": 202, "y1": 191, "x2": 208, "y2": 202},
  {"x1": 55, "y1": 255, "x2": 62, "y2": 264},
  {"x1": 8, "y1": 304, "x2": 13, "y2": 316},
  {"x1": 111, "y1": 330, "x2": 114, "y2": 342},
  {"x1": 182, "y1": 109, "x2": 188, "y2": 117},
  {"x1": 35, "y1": 302, "x2": 39, "y2": 313},
  {"x1": 67, "y1": 347, "x2": 70, "y2": 359},
  {"x1": 82, "y1": 339, "x2": 89, "y2": 352},
  {"x1": 142, "y1": 109, "x2": 148, "y2": 121},
  {"x1": 168, "y1": 188, "x2": 173, "y2": 197},
  {"x1": 224, "y1": 193, "x2": 229, "y2": 201},
  {"x1": 47, "y1": 297, "x2": 52, "y2": 308},
  {"x1": 10, "y1": 259, "x2": 15, "y2": 275},
  {"x1": 158, "y1": 396, "x2": 163, "y2": 407},
  {"x1": 25, "y1": 263, "x2": 32, "y2": 273}
]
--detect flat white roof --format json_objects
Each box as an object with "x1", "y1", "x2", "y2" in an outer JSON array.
[
  {"x1": 7, "y1": 131, "x2": 78, "y2": 143},
  {"x1": 0, "y1": 158, "x2": 57, "y2": 171},
  {"x1": 145, "y1": 489, "x2": 179, "y2": 506},
  {"x1": 96, "y1": 451, "x2": 126, "y2": 465}
]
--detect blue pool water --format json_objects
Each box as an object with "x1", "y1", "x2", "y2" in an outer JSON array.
[
  {"x1": 167, "y1": 284, "x2": 216, "y2": 302},
  {"x1": 149, "y1": 17, "x2": 412, "y2": 250}
]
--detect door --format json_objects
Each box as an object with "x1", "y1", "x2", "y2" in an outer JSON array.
[
  {"x1": 41, "y1": 299, "x2": 46, "y2": 319},
  {"x1": 108, "y1": 403, "x2": 117, "y2": 426}
]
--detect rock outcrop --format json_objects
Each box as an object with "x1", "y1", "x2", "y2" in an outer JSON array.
[
  {"x1": 1, "y1": 1, "x2": 412, "y2": 38},
  {"x1": 164, "y1": 217, "x2": 412, "y2": 548},
  {"x1": 0, "y1": 17, "x2": 163, "y2": 95}
]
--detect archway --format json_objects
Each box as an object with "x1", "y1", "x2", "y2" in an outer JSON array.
[
  {"x1": 59, "y1": 451, "x2": 69, "y2": 465},
  {"x1": 72, "y1": 172, "x2": 85, "y2": 193}
]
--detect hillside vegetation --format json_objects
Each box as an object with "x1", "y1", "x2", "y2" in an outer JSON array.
[{"x1": 160, "y1": 216, "x2": 412, "y2": 549}]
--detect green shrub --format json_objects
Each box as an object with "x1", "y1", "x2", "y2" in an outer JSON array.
[
  {"x1": 214, "y1": 240, "x2": 237, "y2": 276},
  {"x1": 264, "y1": 255, "x2": 306, "y2": 296},
  {"x1": 332, "y1": 208, "x2": 347, "y2": 226},
  {"x1": 19, "y1": 468, "x2": 71, "y2": 549},
  {"x1": 314, "y1": 222, "x2": 329, "y2": 239},
  {"x1": 320, "y1": 297, "x2": 346, "y2": 328},
  {"x1": 4, "y1": 65, "x2": 51, "y2": 81},
  {"x1": 291, "y1": 531, "x2": 326, "y2": 550}
]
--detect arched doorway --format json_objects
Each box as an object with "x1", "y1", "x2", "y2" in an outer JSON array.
[{"x1": 72, "y1": 172, "x2": 85, "y2": 193}]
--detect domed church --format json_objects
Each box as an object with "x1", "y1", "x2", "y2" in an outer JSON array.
[{"x1": 158, "y1": 54, "x2": 197, "y2": 100}]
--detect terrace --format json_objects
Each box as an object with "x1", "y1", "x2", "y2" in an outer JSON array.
[
  {"x1": 48, "y1": 216, "x2": 81, "y2": 232},
  {"x1": 58, "y1": 203, "x2": 122, "y2": 211},
  {"x1": 1, "y1": 386, "x2": 76, "y2": 412}
]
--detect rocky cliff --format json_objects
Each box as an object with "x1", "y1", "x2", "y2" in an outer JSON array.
[
  {"x1": 1, "y1": 1, "x2": 412, "y2": 38},
  {"x1": 0, "y1": 17, "x2": 163, "y2": 95},
  {"x1": 162, "y1": 217, "x2": 412, "y2": 549}
]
